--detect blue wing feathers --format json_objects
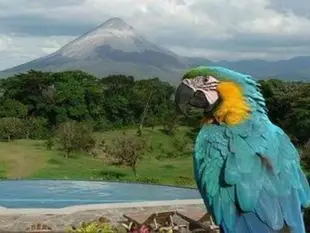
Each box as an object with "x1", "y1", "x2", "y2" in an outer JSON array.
[
  {"x1": 194, "y1": 118, "x2": 310, "y2": 233},
  {"x1": 280, "y1": 188, "x2": 306, "y2": 233},
  {"x1": 225, "y1": 153, "x2": 240, "y2": 184},
  {"x1": 255, "y1": 188, "x2": 284, "y2": 230},
  {"x1": 298, "y1": 170, "x2": 310, "y2": 207}
]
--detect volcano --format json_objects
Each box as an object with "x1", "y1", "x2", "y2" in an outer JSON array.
[{"x1": 0, "y1": 18, "x2": 188, "y2": 82}]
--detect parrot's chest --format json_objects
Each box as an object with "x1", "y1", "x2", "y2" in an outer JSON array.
[
  {"x1": 194, "y1": 124, "x2": 230, "y2": 160},
  {"x1": 193, "y1": 125, "x2": 229, "y2": 189}
]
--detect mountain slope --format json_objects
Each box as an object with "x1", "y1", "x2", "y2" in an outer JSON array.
[{"x1": 0, "y1": 18, "x2": 188, "y2": 83}]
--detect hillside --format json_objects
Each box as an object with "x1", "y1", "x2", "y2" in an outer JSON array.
[{"x1": 0, "y1": 127, "x2": 196, "y2": 187}]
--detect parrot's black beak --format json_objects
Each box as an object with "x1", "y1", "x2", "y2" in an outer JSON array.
[{"x1": 175, "y1": 82, "x2": 210, "y2": 116}]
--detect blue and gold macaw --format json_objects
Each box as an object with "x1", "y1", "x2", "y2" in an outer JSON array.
[{"x1": 174, "y1": 66, "x2": 310, "y2": 233}]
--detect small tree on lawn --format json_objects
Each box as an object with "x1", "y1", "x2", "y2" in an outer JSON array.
[
  {"x1": 56, "y1": 121, "x2": 96, "y2": 158},
  {"x1": 24, "y1": 116, "x2": 49, "y2": 139},
  {"x1": 107, "y1": 135, "x2": 146, "y2": 177},
  {"x1": 162, "y1": 111, "x2": 179, "y2": 136},
  {"x1": 0, "y1": 117, "x2": 24, "y2": 141}
]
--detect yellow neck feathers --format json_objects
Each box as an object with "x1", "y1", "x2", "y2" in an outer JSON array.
[{"x1": 202, "y1": 81, "x2": 251, "y2": 125}]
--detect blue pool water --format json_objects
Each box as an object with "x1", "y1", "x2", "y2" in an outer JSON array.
[{"x1": 0, "y1": 180, "x2": 201, "y2": 208}]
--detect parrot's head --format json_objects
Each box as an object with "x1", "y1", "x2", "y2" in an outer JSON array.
[{"x1": 175, "y1": 66, "x2": 267, "y2": 125}]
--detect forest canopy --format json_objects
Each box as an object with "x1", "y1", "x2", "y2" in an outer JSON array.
[{"x1": 0, "y1": 70, "x2": 309, "y2": 146}]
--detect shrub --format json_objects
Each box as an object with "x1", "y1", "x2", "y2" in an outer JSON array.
[
  {"x1": 301, "y1": 144, "x2": 310, "y2": 170},
  {"x1": 107, "y1": 135, "x2": 147, "y2": 177},
  {"x1": 24, "y1": 117, "x2": 49, "y2": 139},
  {"x1": 66, "y1": 221, "x2": 115, "y2": 233},
  {"x1": 97, "y1": 171, "x2": 126, "y2": 180},
  {"x1": 0, "y1": 117, "x2": 24, "y2": 141},
  {"x1": 175, "y1": 176, "x2": 195, "y2": 186},
  {"x1": 56, "y1": 121, "x2": 96, "y2": 158},
  {"x1": 45, "y1": 137, "x2": 55, "y2": 150},
  {"x1": 134, "y1": 176, "x2": 160, "y2": 184}
]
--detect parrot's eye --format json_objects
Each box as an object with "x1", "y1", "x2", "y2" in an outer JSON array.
[{"x1": 203, "y1": 76, "x2": 209, "y2": 84}]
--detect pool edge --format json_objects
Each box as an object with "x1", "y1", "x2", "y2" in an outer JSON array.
[{"x1": 0, "y1": 199, "x2": 204, "y2": 215}]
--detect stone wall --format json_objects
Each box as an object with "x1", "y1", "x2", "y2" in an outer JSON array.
[{"x1": 0, "y1": 199, "x2": 205, "y2": 232}]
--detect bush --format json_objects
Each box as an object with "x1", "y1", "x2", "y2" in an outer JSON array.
[
  {"x1": 66, "y1": 221, "x2": 115, "y2": 233},
  {"x1": 107, "y1": 135, "x2": 147, "y2": 177},
  {"x1": 24, "y1": 117, "x2": 49, "y2": 139},
  {"x1": 97, "y1": 171, "x2": 126, "y2": 180},
  {"x1": 175, "y1": 176, "x2": 195, "y2": 186},
  {"x1": 45, "y1": 137, "x2": 55, "y2": 150},
  {"x1": 301, "y1": 145, "x2": 310, "y2": 170},
  {"x1": 134, "y1": 176, "x2": 160, "y2": 184},
  {"x1": 0, "y1": 117, "x2": 24, "y2": 141},
  {"x1": 56, "y1": 121, "x2": 96, "y2": 158}
]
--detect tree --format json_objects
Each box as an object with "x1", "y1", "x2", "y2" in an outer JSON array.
[
  {"x1": 162, "y1": 103, "x2": 180, "y2": 136},
  {"x1": 56, "y1": 121, "x2": 96, "y2": 158},
  {"x1": 132, "y1": 78, "x2": 175, "y2": 135},
  {"x1": 259, "y1": 80, "x2": 310, "y2": 145},
  {"x1": 107, "y1": 135, "x2": 147, "y2": 177},
  {"x1": 0, "y1": 70, "x2": 53, "y2": 117},
  {"x1": 0, "y1": 99, "x2": 28, "y2": 118},
  {"x1": 101, "y1": 75, "x2": 135, "y2": 126},
  {"x1": 24, "y1": 117, "x2": 49, "y2": 139},
  {"x1": 0, "y1": 117, "x2": 24, "y2": 141},
  {"x1": 301, "y1": 139, "x2": 310, "y2": 171}
]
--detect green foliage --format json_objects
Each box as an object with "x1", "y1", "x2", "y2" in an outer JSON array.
[
  {"x1": 172, "y1": 135, "x2": 191, "y2": 156},
  {"x1": 0, "y1": 99, "x2": 28, "y2": 118},
  {"x1": 67, "y1": 221, "x2": 115, "y2": 233},
  {"x1": 301, "y1": 144, "x2": 310, "y2": 171},
  {"x1": 107, "y1": 135, "x2": 147, "y2": 177},
  {"x1": 134, "y1": 176, "x2": 161, "y2": 184},
  {"x1": 259, "y1": 79, "x2": 310, "y2": 145},
  {"x1": 0, "y1": 117, "x2": 24, "y2": 141},
  {"x1": 97, "y1": 171, "x2": 126, "y2": 180},
  {"x1": 162, "y1": 105, "x2": 180, "y2": 136},
  {"x1": 0, "y1": 70, "x2": 175, "y2": 136},
  {"x1": 45, "y1": 137, "x2": 55, "y2": 150},
  {"x1": 56, "y1": 121, "x2": 96, "y2": 157},
  {"x1": 175, "y1": 176, "x2": 195, "y2": 186},
  {"x1": 24, "y1": 117, "x2": 49, "y2": 139}
]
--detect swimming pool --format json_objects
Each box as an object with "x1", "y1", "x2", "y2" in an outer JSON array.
[{"x1": 0, "y1": 180, "x2": 201, "y2": 208}]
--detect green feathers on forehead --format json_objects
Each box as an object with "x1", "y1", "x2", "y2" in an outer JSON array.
[
  {"x1": 182, "y1": 66, "x2": 258, "y2": 86},
  {"x1": 182, "y1": 66, "x2": 230, "y2": 81}
]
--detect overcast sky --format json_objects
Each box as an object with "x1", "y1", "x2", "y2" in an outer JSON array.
[{"x1": 1, "y1": 0, "x2": 310, "y2": 70}]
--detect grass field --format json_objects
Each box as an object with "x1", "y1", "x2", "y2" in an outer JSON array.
[{"x1": 0, "y1": 127, "x2": 197, "y2": 187}]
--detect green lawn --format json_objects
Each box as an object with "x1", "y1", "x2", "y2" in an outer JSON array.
[{"x1": 0, "y1": 127, "x2": 197, "y2": 187}]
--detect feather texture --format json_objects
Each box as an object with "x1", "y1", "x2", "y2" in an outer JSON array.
[{"x1": 192, "y1": 66, "x2": 310, "y2": 233}]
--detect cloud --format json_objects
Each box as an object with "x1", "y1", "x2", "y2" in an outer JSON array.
[
  {"x1": 268, "y1": 0, "x2": 310, "y2": 18},
  {"x1": 0, "y1": 35, "x2": 74, "y2": 70},
  {"x1": 1, "y1": 0, "x2": 310, "y2": 70}
]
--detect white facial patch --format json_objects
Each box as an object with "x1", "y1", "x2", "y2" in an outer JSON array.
[{"x1": 182, "y1": 76, "x2": 220, "y2": 105}]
